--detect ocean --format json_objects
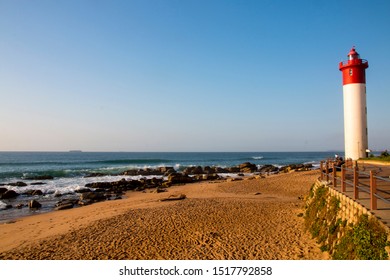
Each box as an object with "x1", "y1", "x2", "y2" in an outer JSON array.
[{"x1": 0, "y1": 151, "x2": 336, "y2": 221}]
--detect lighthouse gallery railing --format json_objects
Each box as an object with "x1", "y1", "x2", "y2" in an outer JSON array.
[{"x1": 320, "y1": 159, "x2": 390, "y2": 211}]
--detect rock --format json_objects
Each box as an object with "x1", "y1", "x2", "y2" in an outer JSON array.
[
  {"x1": 167, "y1": 173, "x2": 193, "y2": 185},
  {"x1": 79, "y1": 192, "x2": 106, "y2": 203},
  {"x1": 8, "y1": 181, "x2": 27, "y2": 187},
  {"x1": 28, "y1": 200, "x2": 42, "y2": 209},
  {"x1": 161, "y1": 182, "x2": 172, "y2": 188},
  {"x1": 213, "y1": 166, "x2": 229, "y2": 173},
  {"x1": 156, "y1": 187, "x2": 167, "y2": 193},
  {"x1": 32, "y1": 190, "x2": 43, "y2": 196},
  {"x1": 74, "y1": 188, "x2": 92, "y2": 193},
  {"x1": 122, "y1": 169, "x2": 138, "y2": 176},
  {"x1": 15, "y1": 204, "x2": 25, "y2": 209},
  {"x1": 259, "y1": 165, "x2": 279, "y2": 173},
  {"x1": 30, "y1": 182, "x2": 46, "y2": 185},
  {"x1": 1, "y1": 190, "x2": 19, "y2": 199},
  {"x1": 158, "y1": 166, "x2": 175, "y2": 175},
  {"x1": 160, "y1": 194, "x2": 186, "y2": 201},
  {"x1": 54, "y1": 203, "x2": 74, "y2": 211},
  {"x1": 239, "y1": 162, "x2": 257, "y2": 173},
  {"x1": 183, "y1": 166, "x2": 203, "y2": 175},
  {"x1": 85, "y1": 181, "x2": 113, "y2": 189},
  {"x1": 23, "y1": 189, "x2": 44, "y2": 196},
  {"x1": 84, "y1": 173, "x2": 106, "y2": 178},
  {"x1": 202, "y1": 174, "x2": 220, "y2": 181},
  {"x1": 227, "y1": 166, "x2": 240, "y2": 173},
  {"x1": 0, "y1": 187, "x2": 7, "y2": 195}
]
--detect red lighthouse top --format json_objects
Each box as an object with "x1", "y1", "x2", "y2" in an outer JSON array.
[{"x1": 339, "y1": 47, "x2": 368, "y2": 85}]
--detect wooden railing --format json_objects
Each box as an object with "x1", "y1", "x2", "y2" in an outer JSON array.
[{"x1": 320, "y1": 159, "x2": 390, "y2": 210}]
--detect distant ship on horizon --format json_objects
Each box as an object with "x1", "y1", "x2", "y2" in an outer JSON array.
[{"x1": 69, "y1": 150, "x2": 82, "y2": 153}]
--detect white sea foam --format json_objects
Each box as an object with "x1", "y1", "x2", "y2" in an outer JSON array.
[
  {"x1": 252, "y1": 156, "x2": 264, "y2": 160},
  {"x1": 0, "y1": 200, "x2": 8, "y2": 210},
  {"x1": 3, "y1": 174, "x2": 165, "y2": 197}
]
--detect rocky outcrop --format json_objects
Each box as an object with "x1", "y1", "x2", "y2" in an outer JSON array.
[
  {"x1": 167, "y1": 173, "x2": 194, "y2": 185},
  {"x1": 121, "y1": 167, "x2": 176, "y2": 176},
  {"x1": 23, "y1": 190, "x2": 44, "y2": 196},
  {"x1": 28, "y1": 200, "x2": 42, "y2": 209},
  {"x1": 259, "y1": 165, "x2": 279, "y2": 173},
  {"x1": 239, "y1": 162, "x2": 258, "y2": 173},
  {"x1": 1, "y1": 190, "x2": 19, "y2": 199},
  {"x1": 54, "y1": 200, "x2": 76, "y2": 211},
  {"x1": 8, "y1": 181, "x2": 27, "y2": 187}
]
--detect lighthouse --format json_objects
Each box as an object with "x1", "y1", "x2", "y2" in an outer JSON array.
[{"x1": 339, "y1": 47, "x2": 369, "y2": 160}]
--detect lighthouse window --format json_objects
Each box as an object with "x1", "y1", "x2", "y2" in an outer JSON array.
[{"x1": 349, "y1": 69, "x2": 353, "y2": 76}]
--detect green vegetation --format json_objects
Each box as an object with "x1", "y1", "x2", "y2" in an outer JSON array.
[
  {"x1": 304, "y1": 184, "x2": 390, "y2": 260},
  {"x1": 366, "y1": 150, "x2": 390, "y2": 161},
  {"x1": 333, "y1": 215, "x2": 389, "y2": 260}
]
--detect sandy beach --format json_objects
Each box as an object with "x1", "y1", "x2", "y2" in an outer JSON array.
[{"x1": 0, "y1": 170, "x2": 328, "y2": 260}]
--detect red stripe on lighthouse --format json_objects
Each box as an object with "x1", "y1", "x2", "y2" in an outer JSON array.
[{"x1": 339, "y1": 47, "x2": 368, "y2": 85}]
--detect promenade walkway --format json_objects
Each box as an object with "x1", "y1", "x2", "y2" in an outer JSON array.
[{"x1": 322, "y1": 160, "x2": 390, "y2": 227}]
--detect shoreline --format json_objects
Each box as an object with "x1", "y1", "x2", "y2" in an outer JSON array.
[
  {"x1": 0, "y1": 162, "x2": 314, "y2": 223},
  {"x1": 0, "y1": 170, "x2": 329, "y2": 260}
]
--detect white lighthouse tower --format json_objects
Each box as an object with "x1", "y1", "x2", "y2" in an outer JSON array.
[{"x1": 339, "y1": 47, "x2": 369, "y2": 160}]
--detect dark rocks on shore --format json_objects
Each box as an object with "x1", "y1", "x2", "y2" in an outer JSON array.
[
  {"x1": 167, "y1": 173, "x2": 194, "y2": 185},
  {"x1": 259, "y1": 165, "x2": 279, "y2": 173},
  {"x1": 1, "y1": 190, "x2": 19, "y2": 199},
  {"x1": 121, "y1": 166, "x2": 175, "y2": 177},
  {"x1": 84, "y1": 173, "x2": 106, "y2": 178},
  {"x1": 23, "y1": 189, "x2": 44, "y2": 196},
  {"x1": 74, "y1": 188, "x2": 92, "y2": 193},
  {"x1": 8, "y1": 181, "x2": 27, "y2": 187},
  {"x1": 3, "y1": 161, "x2": 316, "y2": 214},
  {"x1": 54, "y1": 200, "x2": 76, "y2": 211},
  {"x1": 85, "y1": 178, "x2": 144, "y2": 192},
  {"x1": 30, "y1": 182, "x2": 46, "y2": 185},
  {"x1": 78, "y1": 192, "x2": 107, "y2": 206},
  {"x1": 239, "y1": 162, "x2": 258, "y2": 173},
  {"x1": 28, "y1": 200, "x2": 42, "y2": 209}
]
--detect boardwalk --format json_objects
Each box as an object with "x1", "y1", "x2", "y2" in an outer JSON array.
[{"x1": 321, "y1": 160, "x2": 390, "y2": 227}]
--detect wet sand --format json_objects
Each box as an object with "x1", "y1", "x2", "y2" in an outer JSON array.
[{"x1": 0, "y1": 170, "x2": 328, "y2": 260}]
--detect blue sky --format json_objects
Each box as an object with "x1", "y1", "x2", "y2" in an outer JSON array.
[{"x1": 1, "y1": 0, "x2": 389, "y2": 152}]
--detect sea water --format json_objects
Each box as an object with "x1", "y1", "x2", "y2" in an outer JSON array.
[{"x1": 0, "y1": 151, "x2": 337, "y2": 221}]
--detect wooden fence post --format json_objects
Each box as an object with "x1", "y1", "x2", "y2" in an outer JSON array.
[
  {"x1": 326, "y1": 160, "x2": 329, "y2": 182},
  {"x1": 341, "y1": 165, "x2": 346, "y2": 192},
  {"x1": 320, "y1": 161, "x2": 323, "y2": 181},
  {"x1": 332, "y1": 163, "x2": 337, "y2": 188},
  {"x1": 370, "y1": 171, "x2": 377, "y2": 210},
  {"x1": 353, "y1": 165, "x2": 359, "y2": 200}
]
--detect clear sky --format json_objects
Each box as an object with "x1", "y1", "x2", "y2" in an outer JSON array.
[{"x1": 1, "y1": 0, "x2": 389, "y2": 152}]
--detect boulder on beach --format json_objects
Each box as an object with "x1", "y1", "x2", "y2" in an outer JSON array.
[
  {"x1": 8, "y1": 181, "x2": 27, "y2": 187},
  {"x1": 23, "y1": 189, "x2": 44, "y2": 196},
  {"x1": 28, "y1": 200, "x2": 42, "y2": 209},
  {"x1": 239, "y1": 162, "x2": 258, "y2": 173},
  {"x1": 1, "y1": 190, "x2": 19, "y2": 199},
  {"x1": 183, "y1": 166, "x2": 203, "y2": 175},
  {"x1": 79, "y1": 192, "x2": 106, "y2": 203},
  {"x1": 167, "y1": 173, "x2": 194, "y2": 185},
  {"x1": 54, "y1": 200, "x2": 75, "y2": 211},
  {"x1": 259, "y1": 164, "x2": 279, "y2": 173}
]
